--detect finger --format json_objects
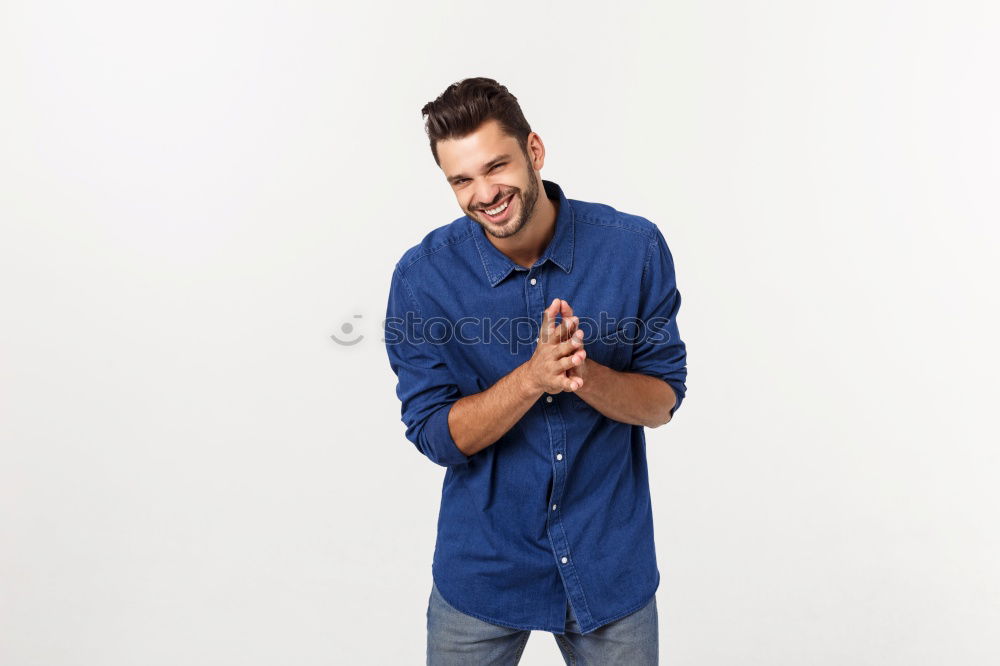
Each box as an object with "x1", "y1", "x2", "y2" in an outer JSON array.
[
  {"x1": 555, "y1": 328, "x2": 584, "y2": 357},
  {"x1": 540, "y1": 298, "x2": 556, "y2": 342},
  {"x1": 559, "y1": 298, "x2": 574, "y2": 320},
  {"x1": 558, "y1": 301, "x2": 576, "y2": 341},
  {"x1": 557, "y1": 317, "x2": 579, "y2": 342},
  {"x1": 555, "y1": 312, "x2": 578, "y2": 343},
  {"x1": 557, "y1": 349, "x2": 585, "y2": 371},
  {"x1": 564, "y1": 314, "x2": 579, "y2": 341},
  {"x1": 539, "y1": 298, "x2": 559, "y2": 344},
  {"x1": 553, "y1": 300, "x2": 568, "y2": 339},
  {"x1": 562, "y1": 374, "x2": 583, "y2": 392},
  {"x1": 555, "y1": 336, "x2": 583, "y2": 358}
]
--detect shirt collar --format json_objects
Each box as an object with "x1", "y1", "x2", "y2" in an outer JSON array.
[{"x1": 468, "y1": 179, "x2": 576, "y2": 287}]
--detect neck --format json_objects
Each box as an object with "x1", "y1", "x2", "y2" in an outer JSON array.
[{"x1": 492, "y1": 185, "x2": 558, "y2": 269}]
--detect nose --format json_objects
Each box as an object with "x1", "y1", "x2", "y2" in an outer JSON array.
[{"x1": 475, "y1": 184, "x2": 504, "y2": 209}]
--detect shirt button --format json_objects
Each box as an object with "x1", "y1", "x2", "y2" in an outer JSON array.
[
  {"x1": 561, "y1": 556, "x2": 569, "y2": 564},
  {"x1": 552, "y1": 504, "x2": 557, "y2": 511},
  {"x1": 545, "y1": 395, "x2": 553, "y2": 403},
  {"x1": 556, "y1": 453, "x2": 563, "y2": 461},
  {"x1": 530, "y1": 278, "x2": 537, "y2": 285}
]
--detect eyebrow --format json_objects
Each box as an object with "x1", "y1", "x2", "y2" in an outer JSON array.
[{"x1": 446, "y1": 154, "x2": 513, "y2": 184}]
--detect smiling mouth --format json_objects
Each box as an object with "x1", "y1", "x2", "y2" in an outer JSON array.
[{"x1": 478, "y1": 193, "x2": 515, "y2": 222}]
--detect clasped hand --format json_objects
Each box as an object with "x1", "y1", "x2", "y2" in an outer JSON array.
[{"x1": 523, "y1": 297, "x2": 589, "y2": 395}]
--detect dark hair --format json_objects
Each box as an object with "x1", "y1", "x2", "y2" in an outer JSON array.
[{"x1": 421, "y1": 77, "x2": 533, "y2": 167}]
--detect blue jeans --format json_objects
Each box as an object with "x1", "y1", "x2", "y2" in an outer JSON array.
[{"x1": 427, "y1": 581, "x2": 658, "y2": 665}]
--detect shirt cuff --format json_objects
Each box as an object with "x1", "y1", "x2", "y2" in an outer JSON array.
[
  {"x1": 666, "y1": 381, "x2": 685, "y2": 417},
  {"x1": 423, "y1": 402, "x2": 473, "y2": 467}
]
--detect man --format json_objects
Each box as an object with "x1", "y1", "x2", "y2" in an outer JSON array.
[{"x1": 384, "y1": 77, "x2": 687, "y2": 665}]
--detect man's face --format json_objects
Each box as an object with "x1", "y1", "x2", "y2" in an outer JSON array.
[{"x1": 437, "y1": 119, "x2": 540, "y2": 240}]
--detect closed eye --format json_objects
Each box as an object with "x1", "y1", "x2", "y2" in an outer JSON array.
[{"x1": 452, "y1": 163, "x2": 505, "y2": 186}]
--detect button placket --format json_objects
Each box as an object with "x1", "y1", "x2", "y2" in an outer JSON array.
[{"x1": 526, "y1": 265, "x2": 587, "y2": 619}]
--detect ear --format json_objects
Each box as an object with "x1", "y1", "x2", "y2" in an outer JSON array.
[{"x1": 526, "y1": 132, "x2": 545, "y2": 170}]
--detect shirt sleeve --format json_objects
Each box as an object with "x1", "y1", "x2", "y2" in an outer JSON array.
[
  {"x1": 384, "y1": 266, "x2": 472, "y2": 467},
  {"x1": 628, "y1": 226, "x2": 688, "y2": 417}
]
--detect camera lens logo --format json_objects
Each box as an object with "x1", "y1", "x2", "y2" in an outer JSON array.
[{"x1": 330, "y1": 314, "x2": 364, "y2": 346}]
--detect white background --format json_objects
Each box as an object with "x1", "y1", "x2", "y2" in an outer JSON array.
[{"x1": 2, "y1": 1, "x2": 998, "y2": 664}]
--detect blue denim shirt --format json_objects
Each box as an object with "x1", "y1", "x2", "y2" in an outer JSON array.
[{"x1": 384, "y1": 179, "x2": 687, "y2": 634}]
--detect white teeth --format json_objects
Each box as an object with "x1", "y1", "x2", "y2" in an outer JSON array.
[{"x1": 485, "y1": 199, "x2": 509, "y2": 216}]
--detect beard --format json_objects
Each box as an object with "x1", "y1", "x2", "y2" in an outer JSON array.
[{"x1": 470, "y1": 165, "x2": 540, "y2": 240}]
